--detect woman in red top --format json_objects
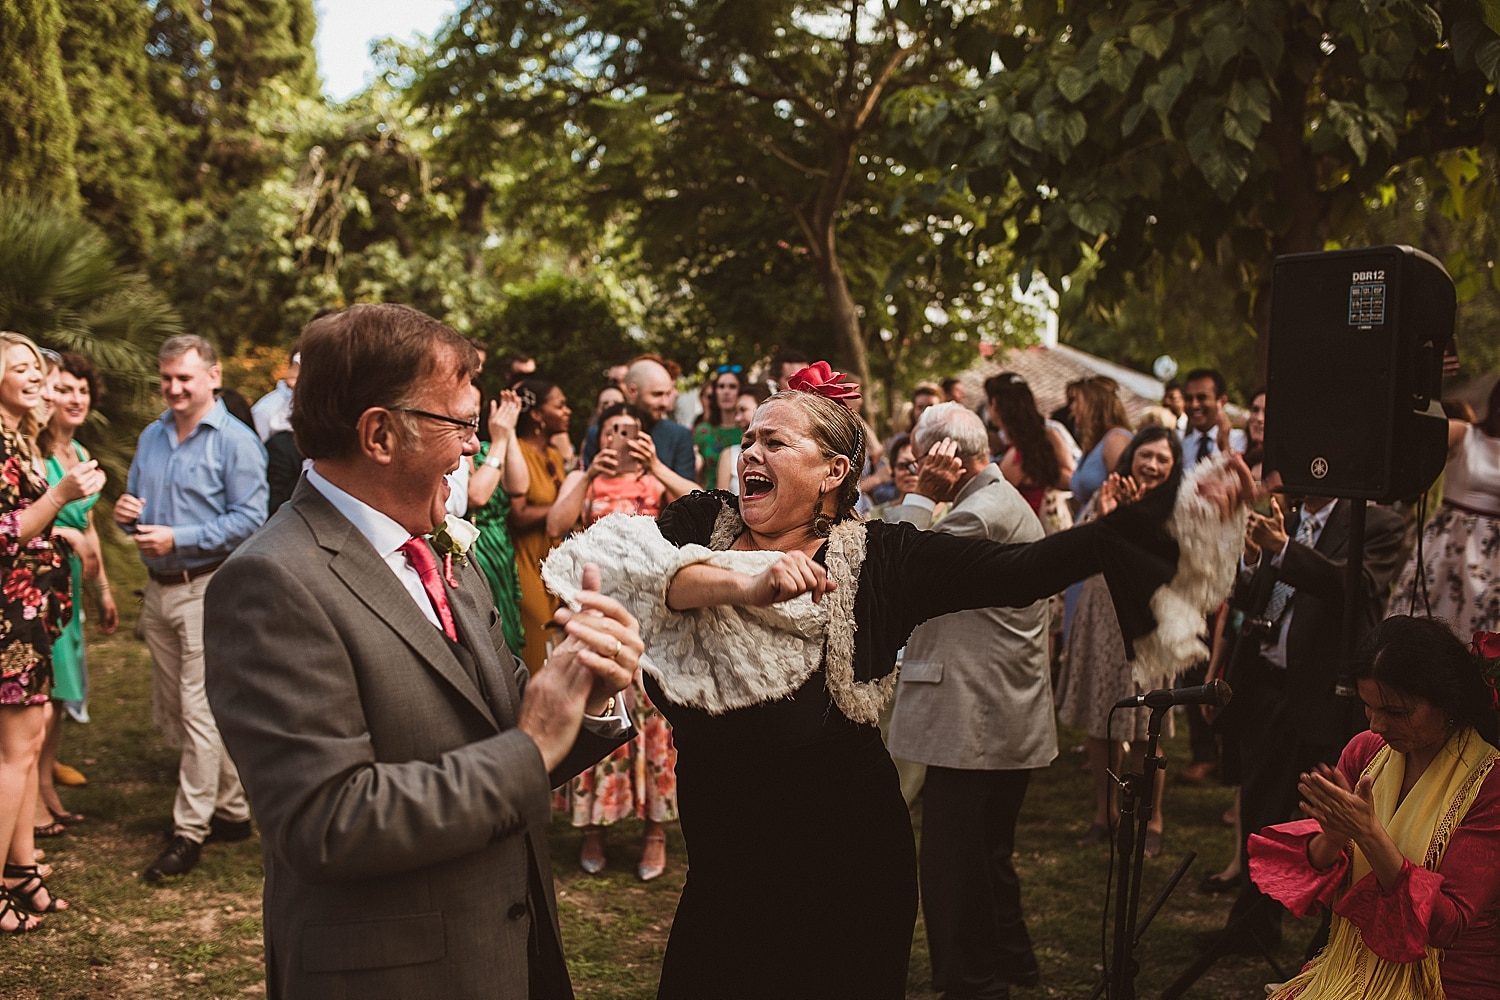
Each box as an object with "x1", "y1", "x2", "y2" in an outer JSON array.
[{"x1": 1249, "y1": 615, "x2": 1500, "y2": 999}]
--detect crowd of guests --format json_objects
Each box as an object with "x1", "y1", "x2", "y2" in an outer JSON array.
[{"x1": 1, "y1": 317, "x2": 1498, "y2": 1000}]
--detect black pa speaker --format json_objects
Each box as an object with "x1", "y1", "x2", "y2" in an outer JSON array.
[{"x1": 1265, "y1": 245, "x2": 1454, "y2": 501}]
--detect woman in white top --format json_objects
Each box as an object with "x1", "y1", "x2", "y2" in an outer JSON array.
[{"x1": 1389, "y1": 380, "x2": 1500, "y2": 636}]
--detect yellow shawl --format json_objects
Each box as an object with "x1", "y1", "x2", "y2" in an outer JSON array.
[{"x1": 1270, "y1": 729, "x2": 1499, "y2": 999}]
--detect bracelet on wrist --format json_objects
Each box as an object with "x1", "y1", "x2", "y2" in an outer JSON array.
[{"x1": 483, "y1": 452, "x2": 503, "y2": 470}]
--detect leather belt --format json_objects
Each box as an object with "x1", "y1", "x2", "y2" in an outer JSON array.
[{"x1": 148, "y1": 561, "x2": 224, "y2": 586}]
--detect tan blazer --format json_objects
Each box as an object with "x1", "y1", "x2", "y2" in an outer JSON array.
[
  {"x1": 205, "y1": 478, "x2": 623, "y2": 1000},
  {"x1": 886, "y1": 464, "x2": 1059, "y2": 771}
]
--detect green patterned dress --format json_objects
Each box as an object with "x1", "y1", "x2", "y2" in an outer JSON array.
[{"x1": 469, "y1": 443, "x2": 525, "y2": 657}]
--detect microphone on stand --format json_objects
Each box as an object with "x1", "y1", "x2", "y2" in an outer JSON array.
[{"x1": 1113, "y1": 679, "x2": 1233, "y2": 711}]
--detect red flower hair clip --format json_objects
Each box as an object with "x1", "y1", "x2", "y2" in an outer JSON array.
[
  {"x1": 1472, "y1": 631, "x2": 1500, "y2": 709},
  {"x1": 785, "y1": 362, "x2": 861, "y2": 404}
]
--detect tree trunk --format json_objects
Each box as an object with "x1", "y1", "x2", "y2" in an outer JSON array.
[{"x1": 814, "y1": 241, "x2": 874, "y2": 408}]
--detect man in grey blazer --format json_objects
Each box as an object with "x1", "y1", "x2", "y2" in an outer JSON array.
[
  {"x1": 204, "y1": 304, "x2": 640, "y2": 1000},
  {"x1": 888, "y1": 402, "x2": 1057, "y2": 1000}
]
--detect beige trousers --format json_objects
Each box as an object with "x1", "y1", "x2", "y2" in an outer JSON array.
[{"x1": 142, "y1": 573, "x2": 249, "y2": 843}]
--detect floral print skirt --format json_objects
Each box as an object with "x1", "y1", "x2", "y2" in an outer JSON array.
[
  {"x1": 559, "y1": 675, "x2": 678, "y2": 826},
  {"x1": 1388, "y1": 504, "x2": 1500, "y2": 639}
]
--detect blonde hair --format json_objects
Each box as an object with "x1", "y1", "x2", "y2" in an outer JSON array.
[
  {"x1": 1135, "y1": 405, "x2": 1180, "y2": 431},
  {"x1": 769, "y1": 390, "x2": 866, "y2": 522},
  {"x1": 0, "y1": 332, "x2": 48, "y2": 466}
]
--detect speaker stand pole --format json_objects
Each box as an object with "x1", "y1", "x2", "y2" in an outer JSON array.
[
  {"x1": 1334, "y1": 500, "x2": 1367, "y2": 723},
  {"x1": 1097, "y1": 706, "x2": 1169, "y2": 1000}
]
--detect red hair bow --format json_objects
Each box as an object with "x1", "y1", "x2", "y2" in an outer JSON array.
[
  {"x1": 785, "y1": 362, "x2": 861, "y2": 403},
  {"x1": 1473, "y1": 631, "x2": 1500, "y2": 709}
]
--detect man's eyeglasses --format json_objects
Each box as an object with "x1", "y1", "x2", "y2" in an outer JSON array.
[
  {"x1": 391, "y1": 407, "x2": 480, "y2": 433},
  {"x1": 900, "y1": 460, "x2": 920, "y2": 475}
]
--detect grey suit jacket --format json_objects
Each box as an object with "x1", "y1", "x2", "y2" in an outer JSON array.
[
  {"x1": 204, "y1": 478, "x2": 625, "y2": 1000},
  {"x1": 885, "y1": 465, "x2": 1059, "y2": 771}
]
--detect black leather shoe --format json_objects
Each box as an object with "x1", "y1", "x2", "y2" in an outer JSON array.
[
  {"x1": 145, "y1": 836, "x2": 202, "y2": 882},
  {"x1": 205, "y1": 816, "x2": 253, "y2": 844}
]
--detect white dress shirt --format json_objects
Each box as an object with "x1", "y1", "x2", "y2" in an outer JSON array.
[{"x1": 1259, "y1": 501, "x2": 1334, "y2": 669}]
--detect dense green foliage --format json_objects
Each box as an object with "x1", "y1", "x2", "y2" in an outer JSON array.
[
  {"x1": 0, "y1": 0, "x2": 1494, "y2": 449},
  {"x1": 0, "y1": 0, "x2": 80, "y2": 205}
]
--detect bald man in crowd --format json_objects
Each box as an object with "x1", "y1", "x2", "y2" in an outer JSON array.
[{"x1": 580, "y1": 356, "x2": 697, "y2": 480}]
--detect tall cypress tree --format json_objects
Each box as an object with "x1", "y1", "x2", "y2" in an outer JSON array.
[
  {"x1": 0, "y1": 0, "x2": 81, "y2": 205},
  {"x1": 60, "y1": 0, "x2": 183, "y2": 259}
]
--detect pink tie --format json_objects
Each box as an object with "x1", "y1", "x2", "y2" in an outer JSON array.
[{"x1": 398, "y1": 538, "x2": 458, "y2": 643}]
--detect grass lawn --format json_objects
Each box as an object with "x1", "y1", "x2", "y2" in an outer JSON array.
[{"x1": 8, "y1": 618, "x2": 1317, "y2": 998}]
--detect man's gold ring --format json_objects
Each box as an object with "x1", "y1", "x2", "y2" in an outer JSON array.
[{"x1": 609, "y1": 638, "x2": 622, "y2": 659}]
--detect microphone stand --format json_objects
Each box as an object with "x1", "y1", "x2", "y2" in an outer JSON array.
[{"x1": 1102, "y1": 704, "x2": 1170, "y2": 1000}]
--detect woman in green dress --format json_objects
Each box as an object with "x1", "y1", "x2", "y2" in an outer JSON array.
[
  {"x1": 692, "y1": 365, "x2": 745, "y2": 486},
  {"x1": 36, "y1": 354, "x2": 117, "y2": 834},
  {"x1": 465, "y1": 388, "x2": 529, "y2": 656}
]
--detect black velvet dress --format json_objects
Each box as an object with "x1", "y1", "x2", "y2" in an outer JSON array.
[{"x1": 646, "y1": 490, "x2": 1177, "y2": 999}]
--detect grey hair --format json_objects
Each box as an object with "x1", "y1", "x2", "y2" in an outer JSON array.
[
  {"x1": 913, "y1": 402, "x2": 989, "y2": 461},
  {"x1": 158, "y1": 334, "x2": 219, "y2": 366}
]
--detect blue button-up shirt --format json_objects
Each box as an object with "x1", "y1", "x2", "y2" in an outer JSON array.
[{"x1": 126, "y1": 401, "x2": 268, "y2": 573}]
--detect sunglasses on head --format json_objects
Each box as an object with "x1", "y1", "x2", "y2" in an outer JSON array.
[{"x1": 714, "y1": 364, "x2": 743, "y2": 375}]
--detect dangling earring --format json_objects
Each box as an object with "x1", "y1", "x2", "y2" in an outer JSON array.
[{"x1": 811, "y1": 487, "x2": 833, "y2": 538}]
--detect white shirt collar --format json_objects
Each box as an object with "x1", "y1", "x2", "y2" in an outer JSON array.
[{"x1": 305, "y1": 465, "x2": 416, "y2": 559}]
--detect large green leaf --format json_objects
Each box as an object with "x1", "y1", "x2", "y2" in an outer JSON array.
[
  {"x1": 1128, "y1": 19, "x2": 1175, "y2": 61},
  {"x1": 1056, "y1": 65, "x2": 1096, "y2": 103}
]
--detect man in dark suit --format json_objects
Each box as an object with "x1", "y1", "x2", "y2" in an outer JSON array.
[
  {"x1": 1218, "y1": 493, "x2": 1404, "y2": 953},
  {"x1": 204, "y1": 304, "x2": 639, "y2": 999}
]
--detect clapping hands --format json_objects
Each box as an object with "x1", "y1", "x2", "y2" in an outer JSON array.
[{"x1": 1299, "y1": 762, "x2": 1377, "y2": 844}]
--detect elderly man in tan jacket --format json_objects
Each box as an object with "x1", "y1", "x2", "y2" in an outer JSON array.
[{"x1": 888, "y1": 401, "x2": 1057, "y2": 1000}]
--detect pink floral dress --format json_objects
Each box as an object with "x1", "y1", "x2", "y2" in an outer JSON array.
[
  {"x1": 560, "y1": 473, "x2": 679, "y2": 827},
  {"x1": 0, "y1": 432, "x2": 72, "y2": 707}
]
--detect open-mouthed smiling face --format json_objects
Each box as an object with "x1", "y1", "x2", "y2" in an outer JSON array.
[{"x1": 737, "y1": 398, "x2": 849, "y2": 543}]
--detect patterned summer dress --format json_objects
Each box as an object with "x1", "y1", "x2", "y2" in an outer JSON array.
[{"x1": 0, "y1": 431, "x2": 72, "y2": 706}]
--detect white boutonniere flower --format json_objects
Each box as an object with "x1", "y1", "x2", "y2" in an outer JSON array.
[{"x1": 431, "y1": 515, "x2": 480, "y2": 586}]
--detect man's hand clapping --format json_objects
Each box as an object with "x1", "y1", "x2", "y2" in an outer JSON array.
[{"x1": 519, "y1": 563, "x2": 640, "y2": 771}]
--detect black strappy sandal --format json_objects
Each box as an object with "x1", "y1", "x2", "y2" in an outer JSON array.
[
  {"x1": 0, "y1": 887, "x2": 42, "y2": 933},
  {"x1": 4, "y1": 863, "x2": 67, "y2": 913}
]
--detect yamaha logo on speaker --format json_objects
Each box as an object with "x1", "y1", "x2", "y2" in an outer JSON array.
[{"x1": 1310, "y1": 457, "x2": 1329, "y2": 479}]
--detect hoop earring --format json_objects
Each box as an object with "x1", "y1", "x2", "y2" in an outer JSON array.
[{"x1": 811, "y1": 487, "x2": 833, "y2": 538}]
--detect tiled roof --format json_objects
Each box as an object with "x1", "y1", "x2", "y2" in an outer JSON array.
[{"x1": 957, "y1": 344, "x2": 1165, "y2": 423}]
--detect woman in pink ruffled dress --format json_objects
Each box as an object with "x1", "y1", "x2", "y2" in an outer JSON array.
[{"x1": 1248, "y1": 615, "x2": 1500, "y2": 999}]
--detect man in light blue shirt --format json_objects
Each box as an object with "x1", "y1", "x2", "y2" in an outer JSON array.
[{"x1": 116, "y1": 334, "x2": 267, "y2": 882}]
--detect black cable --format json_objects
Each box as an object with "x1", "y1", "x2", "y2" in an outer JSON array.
[{"x1": 1100, "y1": 703, "x2": 1120, "y2": 992}]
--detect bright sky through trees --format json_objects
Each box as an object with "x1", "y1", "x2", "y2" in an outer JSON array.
[{"x1": 314, "y1": 0, "x2": 457, "y2": 99}]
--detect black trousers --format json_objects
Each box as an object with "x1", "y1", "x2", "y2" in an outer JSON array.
[
  {"x1": 1226, "y1": 662, "x2": 1341, "y2": 948},
  {"x1": 920, "y1": 766, "x2": 1038, "y2": 999}
]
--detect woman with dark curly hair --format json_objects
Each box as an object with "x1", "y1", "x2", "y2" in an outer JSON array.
[
  {"x1": 509, "y1": 377, "x2": 570, "y2": 673},
  {"x1": 1250, "y1": 616, "x2": 1500, "y2": 999},
  {"x1": 34, "y1": 352, "x2": 118, "y2": 836}
]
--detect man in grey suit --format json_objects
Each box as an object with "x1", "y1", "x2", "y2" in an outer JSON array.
[
  {"x1": 204, "y1": 304, "x2": 640, "y2": 1000},
  {"x1": 888, "y1": 402, "x2": 1057, "y2": 1000}
]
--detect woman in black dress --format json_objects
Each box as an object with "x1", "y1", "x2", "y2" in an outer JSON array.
[
  {"x1": 0, "y1": 332, "x2": 104, "y2": 932},
  {"x1": 544, "y1": 362, "x2": 1250, "y2": 998}
]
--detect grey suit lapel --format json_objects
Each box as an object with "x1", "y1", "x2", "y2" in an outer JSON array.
[{"x1": 289, "y1": 481, "x2": 499, "y2": 729}]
